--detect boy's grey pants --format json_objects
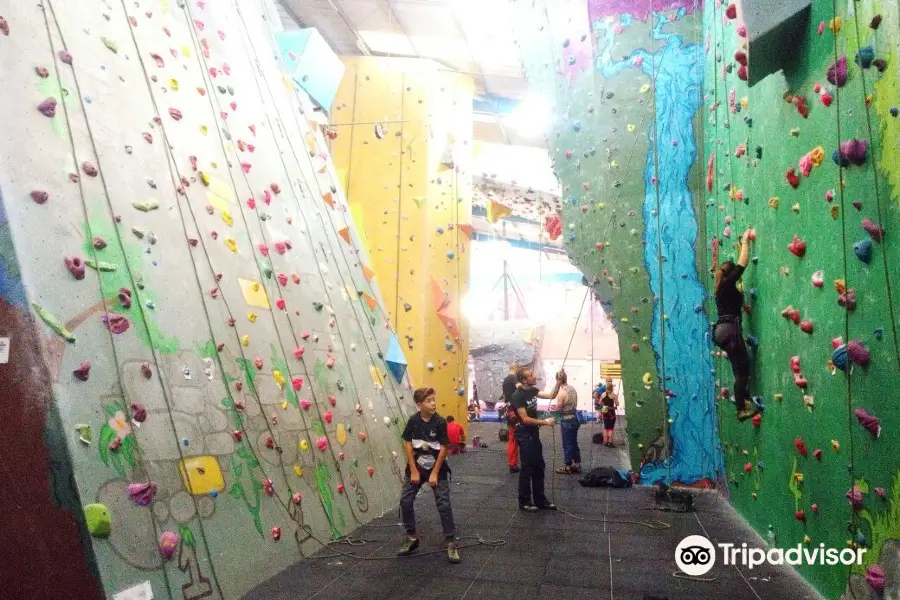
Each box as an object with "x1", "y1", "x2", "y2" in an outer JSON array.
[{"x1": 400, "y1": 477, "x2": 455, "y2": 537}]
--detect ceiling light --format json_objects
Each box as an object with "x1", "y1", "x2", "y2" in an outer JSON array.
[{"x1": 505, "y1": 93, "x2": 552, "y2": 138}]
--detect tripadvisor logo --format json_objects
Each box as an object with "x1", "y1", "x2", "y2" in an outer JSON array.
[{"x1": 675, "y1": 535, "x2": 867, "y2": 575}]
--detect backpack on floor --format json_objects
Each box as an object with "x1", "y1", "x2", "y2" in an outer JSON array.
[
  {"x1": 592, "y1": 432, "x2": 604, "y2": 444},
  {"x1": 579, "y1": 466, "x2": 633, "y2": 488}
]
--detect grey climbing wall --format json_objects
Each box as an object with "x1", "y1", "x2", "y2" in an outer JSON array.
[{"x1": 0, "y1": 2, "x2": 413, "y2": 599}]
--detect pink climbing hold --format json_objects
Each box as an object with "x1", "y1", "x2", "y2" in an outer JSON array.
[
  {"x1": 131, "y1": 402, "x2": 147, "y2": 423},
  {"x1": 315, "y1": 436, "x2": 328, "y2": 451},
  {"x1": 150, "y1": 53, "x2": 164, "y2": 68},
  {"x1": 866, "y1": 565, "x2": 885, "y2": 593},
  {"x1": 800, "y1": 320, "x2": 813, "y2": 334},
  {"x1": 141, "y1": 362, "x2": 152, "y2": 378},
  {"x1": 258, "y1": 243, "x2": 269, "y2": 256},
  {"x1": 241, "y1": 162, "x2": 251, "y2": 173},
  {"x1": 128, "y1": 482, "x2": 157, "y2": 505},
  {"x1": 246, "y1": 198, "x2": 256, "y2": 209},
  {"x1": 300, "y1": 399, "x2": 311, "y2": 410},
  {"x1": 169, "y1": 107, "x2": 183, "y2": 121},
  {"x1": 847, "y1": 485, "x2": 864, "y2": 510},
  {"x1": 35, "y1": 66, "x2": 49, "y2": 78},
  {"x1": 65, "y1": 256, "x2": 86, "y2": 280},
  {"x1": 292, "y1": 273, "x2": 301, "y2": 284},
  {"x1": 811, "y1": 271, "x2": 823, "y2": 287},
  {"x1": 82, "y1": 162, "x2": 98, "y2": 177},
  {"x1": 328, "y1": 394, "x2": 336, "y2": 406},
  {"x1": 862, "y1": 218, "x2": 885, "y2": 242},
  {"x1": 324, "y1": 411, "x2": 333, "y2": 424},
  {"x1": 275, "y1": 298, "x2": 286, "y2": 310},
  {"x1": 855, "y1": 408, "x2": 880, "y2": 437},
  {"x1": 0, "y1": 16, "x2": 8, "y2": 36},
  {"x1": 820, "y1": 90, "x2": 833, "y2": 107},
  {"x1": 292, "y1": 492, "x2": 302, "y2": 505},
  {"x1": 102, "y1": 313, "x2": 130, "y2": 335},
  {"x1": 326, "y1": 356, "x2": 336, "y2": 368},
  {"x1": 58, "y1": 49, "x2": 73, "y2": 65},
  {"x1": 725, "y1": 3, "x2": 737, "y2": 19},
  {"x1": 277, "y1": 273, "x2": 288, "y2": 286},
  {"x1": 291, "y1": 377, "x2": 303, "y2": 391},
  {"x1": 38, "y1": 98, "x2": 57, "y2": 117},
  {"x1": 838, "y1": 288, "x2": 857, "y2": 310},
  {"x1": 159, "y1": 532, "x2": 179, "y2": 560},
  {"x1": 274, "y1": 241, "x2": 287, "y2": 254},
  {"x1": 73, "y1": 360, "x2": 91, "y2": 381},
  {"x1": 293, "y1": 346, "x2": 304, "y2": 359},
  {"x1": 847, "y1": 340, "x2": 870, "y2": 367},
  {"x1": 118, "y1": 287, "x2": 132, "y2": 308},
  {"x1": 367, "y1": 466, "x2": 375, "y2": 477},
  {"x1": 787, "y1": 235, "x2": 806, "y2": 258},
  {"x1": 838, "y1": 139, "x2": 868, "y2": 165}
]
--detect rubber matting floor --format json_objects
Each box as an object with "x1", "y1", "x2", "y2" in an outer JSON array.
[{"x1": 244, "y1": 422, "x2": 825, "y2": 600}]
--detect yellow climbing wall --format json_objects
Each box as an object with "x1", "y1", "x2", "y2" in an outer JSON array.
[{"x1": 330, "y1": 57, "x2": 473, "y2": 427}]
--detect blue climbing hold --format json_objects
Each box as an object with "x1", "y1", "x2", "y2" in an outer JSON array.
[
  {"x1": 832, "y1": 344, "x2": 849, "y2": 372},
  {"x1": 572, "y1": 120, "x2": 581, "y2": 132},
  {"x1": 746, "y1": 335, "x2": 759, "y2": 348},
  {"x1": 891, "y1": 108, "x2": 899, "y2": 117},
  {"x1": 748, "y1": 287, "x2": 757, "y2": 300},
  {"x1": 210, "y1": 490, "x2": 218, "y2": 499},
  {"x1": 855, "y1": 46, "x2": 875, "y2": 69},
  {"x1": 854, "y1": 238, "x2": 873, "y2": 263},
  {"x1": 874, "y1": 328, "x2": 884, "y2": 341}
]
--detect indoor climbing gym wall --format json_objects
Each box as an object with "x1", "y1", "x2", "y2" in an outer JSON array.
[
  {"x1": 329, "y1": 56, "x2": 474, "y2": 429},
  {"x1": 706, "y1": 0, "x2": 900, "y2": 598},
  {"x1": 512, "y1": 0, "x2": 719, "y2": 485},
  {"x1": 0, "y1": 2, "x2": 415, "y2": 599}
]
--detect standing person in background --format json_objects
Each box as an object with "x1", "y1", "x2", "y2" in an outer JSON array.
[
  {"x1": 598, "y1": 378, "x2": 619, "y2": 447},
  {"x1": 552, "y1": 370, "x2": 581, "y2": 473},
  {"x1": 446, "y1": 416, "x2": 465, "y2": 454},
  {"x1": 501, "y1": 362, "x2": 520, "y2": 473},
  {"x1": 593, "y1": 381, "x2": 608, "y2": 421},
  {"x1": 511, "y1": 367, "x2": 558, "y2": 512}
]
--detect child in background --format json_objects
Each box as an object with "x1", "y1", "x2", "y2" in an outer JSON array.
[
  {"x1": 446, "y1": 415, "x2": 466, "y2": 454},
  {"x1": 398, "y1": 387, "x2": 460, "y2": 563}
]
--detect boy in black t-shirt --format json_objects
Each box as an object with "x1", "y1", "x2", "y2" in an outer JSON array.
[{"x1": 398, "y1": 387, "x2": 460, "y2": 563}]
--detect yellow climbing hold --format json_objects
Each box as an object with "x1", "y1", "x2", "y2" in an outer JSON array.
[
  {"x1": 831, "y1": 205, "x2": 839, "y2": 220},
  {"x1": 273, "y1": 370, "x2": 285, "y2": 389},
  {"x1": 832, "y1": 439, "x2": 840, "y2": 452},
  {"x1": 627, "y1": 124, "x2": 636, "y2": 132},
  {"x1": 241, "y1": 334, "x2": 249, "y2": 346},
  {"x1": 642, "y1": 372, "x2": 652, "y2": 386},
  {"x1": 610, "y1": 161, "x2": 618, "y2": 168},
  {"x1": 294, "y1": 464, "x2": 303, "y2": 477},
  {"x1": 179, "y1": 456, "x2": 224, "y2": 496},
  {"x1": 222, "y1": 210, "x2": 233, "y2": 227},
  {"x1": 829, "y1": 17, "x2": 842, "y2": 33},
  {"x1": 740, "y1": 97, "x2": 748, "y2": 109},
  {"x1": 768, "y1": 197, "x2": 779, "y2": 209},
  {"x1": 247, "y1": 312, "x2": 257, "y2": 323},
  {"x1": 225, "y1": 238, "x2": 238, "y2": 252},
  {"x1": 300, "y1": 439, "x2": 309, "y2": 451},
  {"x1": 181, "y1": 45, "x2": 192, "y2": 57},
  {"x1": 200, "y1": 171, "x2": 211, "y2": 186},
  {"x1": 809, "y1": 146, "x2": 824, "y2": 167},
  {"x1": 639, "y1": 84, "x2": 650, "y2": 93},
  {"x1": 336, "y1": 423, "x2": 347, "y2": 446},
  {"x1": 804, "y1": 535, "x2": 811, "y2": 544},
  {"x1": 637, "y1": 442, "x2": 645, "y2": 449},
  {"x1": 169, "y1": 78, "x2": 179, "y2": 91},
  {"x1": 200, "y1": 125, "x2": 208, "y2": 136},
  {"x1": 281, "y1": 402, "x2": 288, "y2": 410}
]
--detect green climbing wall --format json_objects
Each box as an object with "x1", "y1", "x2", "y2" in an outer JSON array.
[
  {"x1": 0, "y1": 1, "x2": 414, "y2": 598},
  {"x1": 707, "y1": 0, "x2": 900, "y2": 597},
  {"x1": 512, "y1": 0, "x2": 720, "y2": 485}
]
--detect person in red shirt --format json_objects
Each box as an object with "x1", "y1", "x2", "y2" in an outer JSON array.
[{"x1": 446, "y1": 416, "x2": 466, "y2": 454}]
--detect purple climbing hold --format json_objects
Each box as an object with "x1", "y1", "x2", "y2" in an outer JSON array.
[
  {"x1": 131, "y1": 401, "x2": 147, "y2": 423},
  {"x1": 58, "y1": 49, "x2": 72, "y2": 64},
  {"x1": 838, "y1": 288, "x2": 857, "y2": 311},
  {"x1": 159, "y1": 531, "x2": 180, "y2": 560},
  {"x1": 65, "y1": 256, "x2": 86, "y2": 280},
  {"x1": 82, "y1": 161, "x2": 98, "y2": 177},
  {"x1": 31, "y1": 190, "x2": 49, "y2": 204},
  {"x1": 854, "y1": 407, "x2": 880, "y2": 437},
  {"x1": 38, "y1": 97, "x2": 57, "y2": 117},
  {"x1": 862, "y1": 218, "x2": 885, "y2": 242},
  {"x1": 102, "y1": 312, "x2": 130, "y2": 334},
  {"x1": 827, "y1": 55, "x2": 848, "y2": 87},
  {"x1": 118, "y1": 287, "x2": 132, "y2": 308},
  {"x1": 128, "y1": 482, "x2": 158, "y2": 506},
  {"x1": 847, "y1": 340, "x2": 870, "y2": 367},
  {"x1": 866, "y1": 565, "x2": 885, "y2": 592}
]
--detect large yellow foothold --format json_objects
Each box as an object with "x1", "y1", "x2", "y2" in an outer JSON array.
[
  {"x1": 241, "y1": 334, "x2": 249, "y2": 346},
  {"x1": 179, "y1": 456, "x2": 224, "y2": 496},
  {"x1": 336, "y1": 423, "x2": 347, "y2": 446},
  {"x1": 273, "y1": 370, "x2": 285, "y2": 389}
]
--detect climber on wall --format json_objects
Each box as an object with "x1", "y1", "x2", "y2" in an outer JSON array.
[{"x1": 713, "y1": 227, "x2": 757, "y2": 421}]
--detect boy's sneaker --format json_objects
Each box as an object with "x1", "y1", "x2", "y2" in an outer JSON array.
[
  {"x1": 397, "y1": 537, "x2": 419, "y2": 556},
  {"x1": 442, "y1": 539, "x2": 461, "y2": 563},
  {"x1": 519, "y1": 504, "x2": 538, "y2": 512}
]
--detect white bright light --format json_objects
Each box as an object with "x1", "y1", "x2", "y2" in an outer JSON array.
[{"x1": 505, "y1": 93, "x2": 553, "y2": 138}]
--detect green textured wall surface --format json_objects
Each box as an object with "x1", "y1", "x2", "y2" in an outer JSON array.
[
  {"x1": 0, "y1": 1, "x2": 414, "y2": 598},
  {"x1": 707, "y1": 0, "x2": 900, "y2": 597}
]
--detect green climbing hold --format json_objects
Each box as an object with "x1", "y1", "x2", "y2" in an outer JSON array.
[
  {"x1": 101, "y1": 37, "x2": 118, "y2": 53},
  {"x1": 263, "y1": 267, "x2": 273, "y2": 279},
  {"x1": 32, "y1": 302, "x2": 75, "y2": 342},
  {"x1": 132, "y1": 199, "x2": 159, "y2": 212},
  {"x1": 313, "y1": 302, "x2": 324, "y2": 311},
  {"x1": 84, "y1": 503, "x2": 112, "y2": 537},
  {"x1": 85, "y1": 258, "x2": 118, "y2": 272},
  {"x1": 75, "y1": 424, "x2": 93, "y2": 445}
]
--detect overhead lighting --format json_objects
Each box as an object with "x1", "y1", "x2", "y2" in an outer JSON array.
[{"x1": 505, "y1": 93, "x2": 552, "y2": 138}]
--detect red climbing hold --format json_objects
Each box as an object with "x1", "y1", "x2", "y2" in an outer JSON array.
[
  {"x1": 73, "y1": 360, "x2": 91, "y2": 381},
  {"x1": 795, "y1": 510, "x2": 806, "y2": 522},
  {"x1": 821, "y1": 91, "x2": 833, "y2": 107},
  {"x1": 141, "y1": 362, "x2": 152, "y2": 378},
  {"x1": 337, "y1": 485, "x2": 345, "y2": 494},
  {"x1": 813, "y1": 449, "x2": 822, "y2": 460},
  {"x1": 232, "y1": 430, "x2": 243, "y2": 441},
  {"x1": 35, "y1": 66, "x2": 49, "y2": 78},
  {"x1": 65, "y1": 256, "x2": 86, "y2": 280},
  {"x1": 292, "y1": 492, "x2": 302, "y2": 505},
  {"x1": 277, "y1": 273, "x2": 288, "y2": 286},
  {"x1": 787, "y1": 235, "x2": 806, "y2": 257},
  {"x1": 734, "y1": 49, "x2": 747, "y2": 66},
  {"x1": 737, "y1": 65, "x2": 748, "y2": 81},
  {"x1": 785, "y1": 168, "x2": 800, "y2": 188},
  {"x1": 752, "y1": 413, "x2": 762, "y2": 427},
  {"x1": 725, "y1": 3, "x2": 737, "y2": 19},
  {"x1": 275, "y1": 298, "x2": 285, "y2": 310},
  {"x1": 781, "y1": 306, "x2": 800, "y2": 324},
  {"x1": 328, "y1": 394, "x2": 336, "y2": 406},
  {"x1": 792, "y1": 96, "x2": 809, "y2": 118},
  {"x1": 800, "y1": 320, "x2": 814, "y2": 334},
  {"x1": 169, "y1": 108, "x2": 183, "y2": 121},
  {"x1": 119, "y1": 287, "x2": 132, "y2": 308},
  {"x1": 862, "y1": 218, "x2": 885, "y2": 242},
  {"x1": 265, "y1": 437, "x2": 275, "y2": 449},
  {"x1": 131, "y1": 402, "x2": 147, "y2": 423},
  {"x1": 291, "y1": 377, "x2": 303, "y2": 391},
  {"x1": 271, "y1": 183, "x2": 281, "y2": 195},
  {"x1": 271, "y1": 527, "x2": 281, "y2": 541},
  {"x1": 367, "y1": 466, "x2": 375, "y2": 477},
  {"x1": 794, "y1": 437, "x2": 808, "y2": 457}
]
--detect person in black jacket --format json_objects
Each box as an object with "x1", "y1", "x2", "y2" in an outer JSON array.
[{"x1": 713, "y1": 228, "x2": 756, "y2": 421}]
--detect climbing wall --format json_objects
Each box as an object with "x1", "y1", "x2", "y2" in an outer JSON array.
[
  {"x1": 512, "y1": 0, "x2": 719, "y2": 484},
  {"x1": 706, "y1": 1, "x2": 900, "y2": 597},
  {"x1": 0, "y1": 2, "x2": 414, "y2": 599},
  {"x1": 329, "y1": 56, "x2": 474, "y2": 429}
]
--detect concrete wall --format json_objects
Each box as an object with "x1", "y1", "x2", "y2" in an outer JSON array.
[
  {"x1": 705, "y1": 0, "x2": 900, "y2": 597},
  {"x1": 0, "y1": 2, "x2": 414, "y2": 599},
  {"x1": 329, "y1": 57, "x2": 473, "y2": 429},
  {"x1": 513, "y1": 0, "x2": 717, "y2": 484}
]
